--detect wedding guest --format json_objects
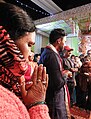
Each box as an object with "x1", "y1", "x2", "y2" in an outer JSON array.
[
  {"x1": 39, "y1": 28, "x2": 68, "y2": 119},
  {"x1": 0, "y1": 2, "x2": 50, "y2": 119}
]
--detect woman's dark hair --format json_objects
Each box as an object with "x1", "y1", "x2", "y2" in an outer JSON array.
[
  {"x1": 0, "y1": 2, "x2": 36, "y2": 40},
  {"x1": 49, "y1": 28, "x2": 66, "y2": 44}
]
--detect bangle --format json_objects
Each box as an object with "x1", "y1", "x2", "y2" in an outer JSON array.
[{"x1": 27, "y1": 101, "x2": 46, "y2": 109}]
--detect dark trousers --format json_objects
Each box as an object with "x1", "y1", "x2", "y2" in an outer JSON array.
[
  {"x1": 87, "y1": 83, "x2": 91, "y2": 110},
  {"x1": 76, "y1": 86, "x2": 87, "y2": 108},
  {"x1": 67, "y1": 82, "x2": 75, "y2": 107},
  {"x1": 47, "y1": 87, "x2": 68, "y2": 119}
]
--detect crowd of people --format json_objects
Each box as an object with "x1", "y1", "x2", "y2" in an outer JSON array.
[
  {"x1": 61, "y1": 46, "x2": 91, "y2": 111},
  {"x1": 0, "y1": 1, "x2": 91, "y2": 119}
]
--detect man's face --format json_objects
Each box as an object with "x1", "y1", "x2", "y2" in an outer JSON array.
[
  {"x1": 87, "y1": 50, "x2": 91, "y2": 57},
  {"x1": 59, "y1": 36, "x2": 66, "y2": 52},
  {"x1": 65, "y1": 50, "x2": 72, "y2": 58}
]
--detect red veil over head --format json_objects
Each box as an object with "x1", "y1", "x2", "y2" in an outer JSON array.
[{"x1": 0, "y1": 26, "x2": 28, "y2": 99}]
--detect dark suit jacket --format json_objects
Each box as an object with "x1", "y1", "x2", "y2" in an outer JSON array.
[{"x1": 39, "y1": 47, "x2": 65, "y2": 102}]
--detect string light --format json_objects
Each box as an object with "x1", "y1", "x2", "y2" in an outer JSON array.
[{"x1": 15, "y1": 0, "x2": 50, "y2": 16}]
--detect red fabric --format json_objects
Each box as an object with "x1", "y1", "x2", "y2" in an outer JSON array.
[
  {"x1": 64, "y1": 46, "x2": 73, "y2": 51},
  {"x1": 0, "y1": 26, "x2": 28, "y2": 99},
  {"x1": 65, "y1": 84, "x2": 70, "y2": 106},
  {"x1": 24, "y1": 64, "x2": 31, "y2": 81},
  {"x1": 0, "y1": 85, "x2": 30, "y2": 119}
]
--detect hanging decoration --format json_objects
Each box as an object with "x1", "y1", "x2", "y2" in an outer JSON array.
[
  {"x1": 78, "y1": 13, "x2": 91, "y2": 34},
  {"x1": 35, "y1": 3, "x2": 91, "y2": 26},
  {"x1": 34, "y1": 3, "x2": 91, "y2": 36},
  {"x1": 78, "y1": 35, "x2": 91, "y2": 55},
  {"x1": 78, "y1": 36, "x2": 87, "y2": 54},
  {"x1": 15, "y1": 0, "x2": 50, "y2": 16}
]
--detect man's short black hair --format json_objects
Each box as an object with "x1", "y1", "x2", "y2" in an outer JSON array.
[{"x1": 49, "y1": 28, "x2": 66, "y2": 44}]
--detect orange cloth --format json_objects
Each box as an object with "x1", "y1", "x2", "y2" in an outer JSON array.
[
  {"x1": 29, "y1": 105, "x2": 50, "y2": 119},
  {"x1": 0, "y1": 85, "x2": 50, "y2": 119}
]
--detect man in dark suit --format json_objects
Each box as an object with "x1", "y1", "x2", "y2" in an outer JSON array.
[{"x1": 39, "y1": 29, "x2": 68, "y2": 119}]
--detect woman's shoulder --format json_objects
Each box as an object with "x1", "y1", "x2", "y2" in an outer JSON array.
[{"x1": 0, "y1": 85, "x2": 30, "y2": 119}]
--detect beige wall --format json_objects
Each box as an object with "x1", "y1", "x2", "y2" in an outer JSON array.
[
  {"x1": 34, "y1": 33, "x2": 49, "y2": 54},
  {"x1": 42, "y1": 36, "x2": 49, "y2": 48}
]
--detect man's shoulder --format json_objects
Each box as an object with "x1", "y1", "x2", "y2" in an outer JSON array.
[{"x1": 42, "y1": 48, "x2": 56, "y2": 56}]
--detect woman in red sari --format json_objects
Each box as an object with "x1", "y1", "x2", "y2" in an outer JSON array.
[{"x1": 0, "y1": 2, "x2": 50, "y2": 119}]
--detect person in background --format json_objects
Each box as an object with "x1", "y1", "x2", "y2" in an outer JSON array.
[
  {"x1": 75, "y1": 56, "x2": 82, "y2": 68},
  {"x1": 70, "y1": 55, "x2": 82, "y2": 68},
  {"x1": 72, "y1": 55, "x2": 82, "y2": 107},
  {"x1": 62, "y1": 46, "x2": 78, "y2": 107},
  {"x1": 39, "y1": 28, "x2": 68, "y2": 119},
  {"x1": 84, "y1": 55, "x2": 91, "y2": 62},
  {"x1": 78, "y1": 55, "x2": 91, "y2": 110},
  {"x1": 0, "y1": 2, "x2": 50, "y2": 119},
  {"x1": 79, "y1": 54, "x2": 85, "y2": 63},
  {"x1": 70, "y1": 55, "x2": 76, "y2": 63},
  {"x1": 86, "y1": 49, "x2": 91, "y2": 61},
  {"x1": 34, "y1": 53, "x2": 41, "y2": 64}
]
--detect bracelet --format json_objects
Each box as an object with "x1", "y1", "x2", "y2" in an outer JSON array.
[{"x1": 27, "y1": 101, "x2": 46, "y2": 109}]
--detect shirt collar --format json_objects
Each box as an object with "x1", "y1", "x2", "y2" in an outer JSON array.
[{"x1": 47, "y1": 43, "x2": 58, "y2": 54}]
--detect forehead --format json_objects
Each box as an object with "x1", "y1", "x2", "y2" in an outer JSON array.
[
  {"x1": 21, "y1": 32, "x2": 36, "y2": 45},
  {"x1": 26, "y1": 32, "x2": 35, "y2": 44}
]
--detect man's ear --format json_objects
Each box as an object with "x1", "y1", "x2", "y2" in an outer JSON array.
[{"x1": 57, "y1": 38, "x2": 62, "y2": 44}]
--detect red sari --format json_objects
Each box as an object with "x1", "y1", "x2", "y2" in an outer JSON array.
[{"x1": 0, "y1": 26, "x2": 29, "y2": 99}]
